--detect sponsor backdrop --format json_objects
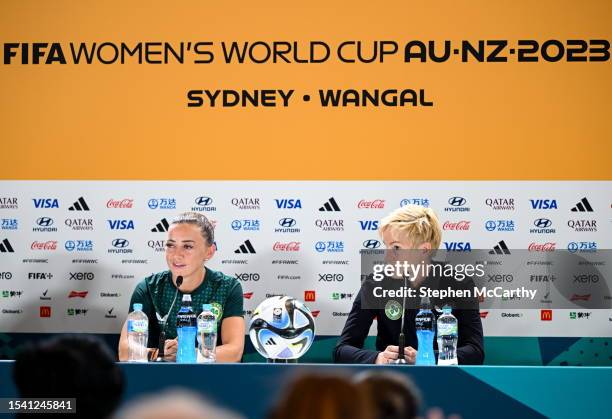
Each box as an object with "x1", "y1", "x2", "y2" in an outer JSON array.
[
  {"x1": 0, "y1": 181, "x2": 610, "y2": 364},
  {"x1": 1, "y1": 2, "x2": 611, "y2": 365}
]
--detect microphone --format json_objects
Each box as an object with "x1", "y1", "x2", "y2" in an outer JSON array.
[
  {"x1": 393, "y1": 273, "x2": 409, "y2": 364},
  {"x1": 155, "y1": 275, "x2": 183, "y2": 362}
]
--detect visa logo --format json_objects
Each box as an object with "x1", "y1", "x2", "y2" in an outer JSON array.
[
  {"x1": 275, "y1": 199, "x2": 302, "y2": 209},
  {"x1": 32, "y1": 199, "x2": 59, "y2": 209},
  {"x1": 107, "y1": 220, "x2": 135, "y2": 230},
  {"x1": 444, "y1": 242, "x2": 472, "y2": 251},
  {"x1": 530, "y1": 199, "x2": 558, "y2": 209},
  {"x1": 358, "y1": 220, "x2": 379, "y2": 231}
]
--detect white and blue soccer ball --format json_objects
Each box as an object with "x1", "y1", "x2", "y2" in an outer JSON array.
[{"x1": 248, "y1": 296, "x2": 316, "y2": 360}]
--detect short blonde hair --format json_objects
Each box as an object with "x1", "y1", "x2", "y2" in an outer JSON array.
[{"x1": 379, "y1": 205, "x2": 442, "y2": 249}]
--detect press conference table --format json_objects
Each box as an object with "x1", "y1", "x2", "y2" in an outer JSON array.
[{"x1": 0, "y1": 361, "x2": 609, "y2": 419}]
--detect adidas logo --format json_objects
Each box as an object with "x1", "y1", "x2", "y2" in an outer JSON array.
[
  {"x1": 234, "y1": 240, "x2": 256, "y2": 254},
  {"x1": 68, "y1": 197, "x2": 90, "y2": 211},
  {"x1": 151, "y1": 218, "x2": 170, "y2": 232},
  {"x1": 489, "y1": 240, "x2": 510, "y2": 255},
  {"x1": 571, "y1": 197, "x2": 593, "y2": 212},
  {"x1": 319, "y1": 197, "x2": 341, "y2": 212},
  {"x1": 0, "y1": 238, "x2": 14, "y2": 253},
  {"x1": 265, "y1": 337, "x2": 277, "y2": 346}
]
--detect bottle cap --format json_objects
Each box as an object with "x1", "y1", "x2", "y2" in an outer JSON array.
[
  {"x1": 442, "y1": 305, "x2": 452, "y2": 314},
  {"x1": 133, "y1": 303, "x2": 143, "y2": 311},
  {"x1": 182, "y1": 294, "x2": 192, "y2": 302},
  {"x1": 202, "y1": 304, "x2": 212, "y2": 311}
]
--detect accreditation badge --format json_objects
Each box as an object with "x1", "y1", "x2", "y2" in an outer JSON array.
[{"x1": 384, "y1": 299, "x2": 402, "y2": 321}]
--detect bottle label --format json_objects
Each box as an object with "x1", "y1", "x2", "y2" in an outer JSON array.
[
  {"x1": 198, "y1": 320, "x2": 216, "y2": 334},
  {"x1": 128, "y1": 319, "x2": 148, "y2": 333},
  {"x1": 438, "y1": 323, "x2": 458, "y2": 336}
]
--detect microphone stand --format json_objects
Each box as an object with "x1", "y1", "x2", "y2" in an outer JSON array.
[
  {"x1": 393, "y1": 274, "x2": 409, "y2": 364},
  {"x1": 155, "y1": 275, "x2": 183, "y2": 362}
]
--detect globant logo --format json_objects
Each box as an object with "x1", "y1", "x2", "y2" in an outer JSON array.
[
  {"x1": 192, "y1": 196, "x2": 216, "y2": 212},
  {"x1": 444, "y1": 197, "x2": 470, "y2": 212},
  {"x1": 315, "y1": 241, "x2": 345, "y2": 253},
  {"x1": 485, "y1": 220, "x2": 515, "y2": 232},
  {"x1": 148, "y1": 198, "x2": 176, "y2": 210},
  {"x1": 231, "y1": 198, "x2": 260, "y2": 210},
  {"x1": 400, "y1": 198, "x2": 429, "y2": 208},
  {"x1": 64, "y1": 240, "x2": 94, "y2": 252},
  {"x1": 485, "y1": 198, "x2": 515, "y2": 211},
  {"x1": 232, "y1": 219, "x2": 260, "y2": 231}
]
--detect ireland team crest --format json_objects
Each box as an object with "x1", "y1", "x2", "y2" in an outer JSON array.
[
  {"x1": 210, "y1": 302, "x2": 223, "y2": 320},
  {"x1": 385, "y1": 300, "x2": 402, "y2": 321}
]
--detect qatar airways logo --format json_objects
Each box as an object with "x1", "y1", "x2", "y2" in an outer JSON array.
[
  {"x1": 106, "y1": 199, "x2": 134, "y2": 209},
  {"x1": 273, "y1": 242, "x2": 300, "y2": 252},
  {"x1": 31, "y1": 241, "x2": 58, "y2": 251},
  {"x1": 443, "y1": 221, "x2": 470, "y2": 231},
  {"x1": 357, "y1": 200, "x2": 385, "y2": 209}
]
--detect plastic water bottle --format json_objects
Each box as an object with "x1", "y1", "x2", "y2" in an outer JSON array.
[
  {"x1": 437, "y1": 305, "x2": 458, "y2": 365},
  {"x1": 176, "y1": 294, "x2": 197, "y2": 363},
  {"x1": 197, "y1": 304, "x2": 217, "y2": 363},
  {"x1": 127, "y1": 303, "x2": 148, "y2": 362},
  {"x1": 415, "y1": 296, "x2": 435, "y2": 366}
]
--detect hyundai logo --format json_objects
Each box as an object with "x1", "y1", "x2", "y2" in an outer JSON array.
[
  {"x1": 363, "y1": 239, "x2": 381, "y2": 249},
  {"x1": 231, "y1": 220, "x2": 242, "y2": 231},
  {"x1": 448, "y1": 197, "x2": 466, "y2": 207},
  {"x1": 147, "y1": 199, "x2": 159, "y2": 209},
  {"x1": 485, "y1": 221, "x2": 496, "y2": 231},
  {"x1": 36, "y1": 217, "x2": 54, "y2": 227},
  {"x1": 65, "y1": 241, "x2": 76, "y2": 251},
  {"x1": 279, "y1": 218, "x2": 296, "y2": 228},
  {"x1": 195, "y1": 196, "x2": 212, "y2": 206},
  {"x1": 567, "y1": 242, "x2": 579, "y2": 253},
  {"x1": 112, "y1": 239, "x2": 129, "y2": 248},
  {"x1": 315, "y1": 241, "x2": 326, "y2": 252},
  {"x1": 534, "y1": 218, "x2": 552, "y2": 228}
]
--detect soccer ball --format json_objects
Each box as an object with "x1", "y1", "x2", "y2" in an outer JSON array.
[{"x1": 248, "y1": 296, "x2": 316, "y2": 360}]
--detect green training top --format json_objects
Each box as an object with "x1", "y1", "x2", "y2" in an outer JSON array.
[{"x1": 128, "y1": 267, "x2": 244, "y2": 348}]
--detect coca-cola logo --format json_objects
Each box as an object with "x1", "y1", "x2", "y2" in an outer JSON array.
[
  {"x1": 31, "y1": 241, "x2": 58, "y2": 251},
  {"x1": 443, "y1": 221, "x2": 471, "y2": 231},
  {"x1": 357, "y1": 199, "x2": 385, "y2": 209},
  {"x1": 528, "y1": 242, "x2": 556, "y2": 251},
  {"x1": 107, "y1": 199, "x2": 134, "y2": 208},
  {"x1": 273, "y1": 241, "x2": 301, "y2": 251}
]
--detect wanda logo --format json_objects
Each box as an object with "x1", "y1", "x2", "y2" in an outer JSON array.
[
  {"x1": 357, "y1": 200, "x2": 385, "y2": 209},
  {"x1": 107, "y1": 199, "x2": 134, "y2": 208},
  {"x1": 273, "y1": 242, "x2": 300, "y2": 251},
  {"x1": 443, "y1": 221, "x2": 470, "y2": 231},
  {"x1": 31, "y1": 241, "x2": 58, "y2": 250},
  {"x1": 528, "y1": 242, "x2": 556, "y2": 252}
]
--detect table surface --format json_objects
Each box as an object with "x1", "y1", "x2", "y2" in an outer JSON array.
[{"x1": 1, "y1": 361, "x2": 610, "y2": 419}]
